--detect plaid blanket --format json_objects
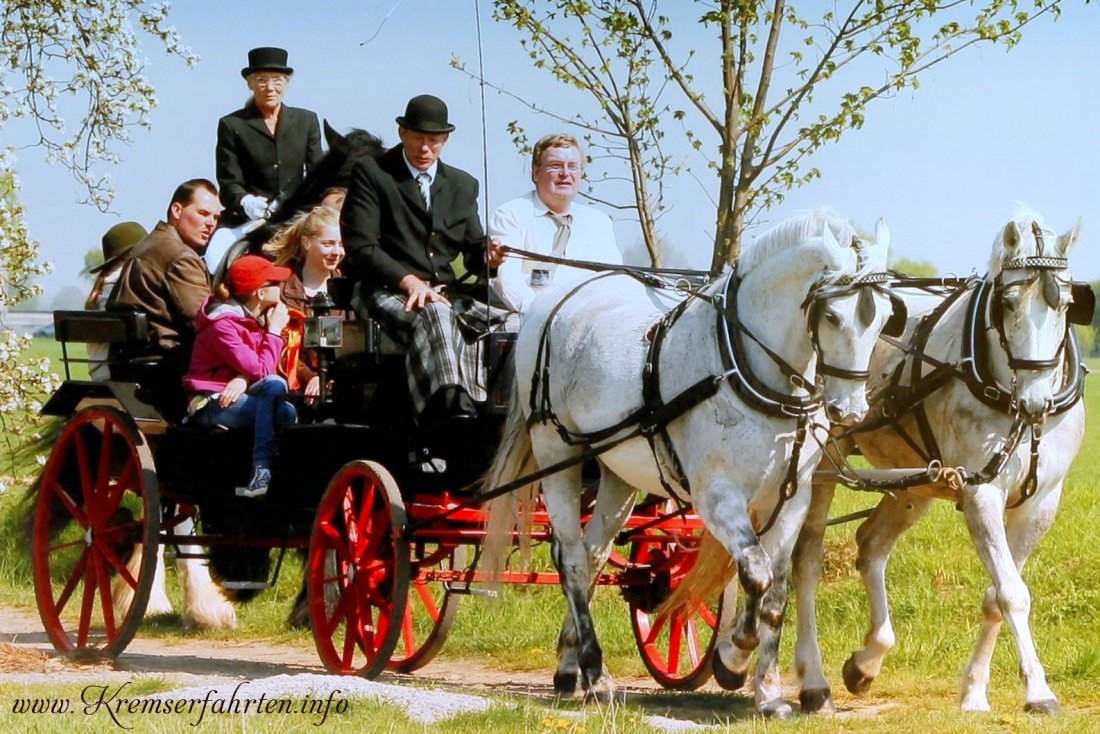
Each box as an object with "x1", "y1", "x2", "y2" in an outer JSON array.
[{"x1": 359, "y1": 288, "x2": 518, "y2": 415}]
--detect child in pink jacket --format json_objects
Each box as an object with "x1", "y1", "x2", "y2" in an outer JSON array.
[{"x1": 184, "y1": 255, "x2": 297, "y2": 497}]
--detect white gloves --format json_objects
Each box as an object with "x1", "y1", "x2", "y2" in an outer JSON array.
[{"x1": 241, "y1": 194, "x2": 271, "y2": 220}]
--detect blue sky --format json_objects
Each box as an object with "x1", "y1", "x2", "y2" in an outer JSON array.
[{"x1": 12, "y1": 1, "x2": 1099, "y2": 297}]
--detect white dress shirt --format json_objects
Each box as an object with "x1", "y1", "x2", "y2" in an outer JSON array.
[{"x1": 489, "y1": 190, "x2": 621, "y2": 312}]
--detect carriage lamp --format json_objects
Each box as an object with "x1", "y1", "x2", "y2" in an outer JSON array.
[{"x1": 304, "y1": 292, "x2": 343, "y2": 349}]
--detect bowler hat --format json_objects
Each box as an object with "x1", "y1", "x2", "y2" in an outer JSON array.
[
  {"x1": 88, "y1": 221, "x2": 147, "y2": 274},
  {"x1": 395, "y1": 95, "x2": 455, "y2": 134},
  {"x1": 227, "y1": 255, "x2": 292, "y2": 297},
  {"x1": 241, "y1": 47, "x2": 293, "y2": 78}
]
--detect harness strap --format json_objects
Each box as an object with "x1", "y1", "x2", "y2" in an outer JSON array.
[{"x1": 756, "y1": 413, "x2": 809, "y2": 535}]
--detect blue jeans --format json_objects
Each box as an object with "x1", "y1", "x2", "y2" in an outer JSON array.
[{"x1": 193, "y1": 376, "x2": 297, "y2": 468}]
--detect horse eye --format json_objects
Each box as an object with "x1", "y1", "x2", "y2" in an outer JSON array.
[{"x1": 823, "y1": 309, "x2": 841, "y2": 326}]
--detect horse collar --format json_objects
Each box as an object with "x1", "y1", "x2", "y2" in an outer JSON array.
[{"x1": 717, "y1": 273, "x2": 822, "y2": 418}]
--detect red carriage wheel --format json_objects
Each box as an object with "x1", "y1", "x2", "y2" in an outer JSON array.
[
  {"x1": 627, "y1": 501, "x2": 721, "y2": 690},
  {"x1": 33, "y1": 406, "x2": 159, "y2": 660},
  {"x1": 308, "y1": 460, "x2": 409, "y2": 678},
  {"x1": 388, "y1": 543, "x2": 466, "y2": 672}
]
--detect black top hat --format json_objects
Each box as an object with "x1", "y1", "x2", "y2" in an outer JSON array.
[
  {"x1": 241, "y1": 47, "x2": 293, "y2": 78},
  {"x1": 395, "y1": 94, "x2": 455, "y2": 134}
]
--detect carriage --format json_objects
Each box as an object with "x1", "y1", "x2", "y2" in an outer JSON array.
[
  {"x1": 31, "y1": 284, "x2": 724, "y2": 689},
  {"x1": 31, "y1": 203, "x2": 1093, "y2": 715}
]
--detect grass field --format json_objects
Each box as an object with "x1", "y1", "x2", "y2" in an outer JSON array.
[{"x1": 1, "y1": 339, "x2": 1098, "y2": 731}]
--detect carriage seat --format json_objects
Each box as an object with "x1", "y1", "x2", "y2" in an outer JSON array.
[{"x1": 42, "y1": 308, "x2": 189, "y2": 426}]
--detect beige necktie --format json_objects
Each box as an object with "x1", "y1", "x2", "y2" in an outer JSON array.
[{"x1": 546, "y1": 211, "x2": 572, "y2": 274}]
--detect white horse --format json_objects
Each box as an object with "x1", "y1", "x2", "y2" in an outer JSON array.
[
  {"x1": 782, "y1": 207, "x2": 1089, "y2": 715},
  {"x1": 483, "y1": 208, "x2": 901, "y2": 712}
]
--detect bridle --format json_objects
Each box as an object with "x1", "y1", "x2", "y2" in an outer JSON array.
[
  {"x1": 988, "y1": 221, "x2": 1071, "y2": 374},
  {"x1": 800, "y1": 270, "x2": 907, "y2": 382}
]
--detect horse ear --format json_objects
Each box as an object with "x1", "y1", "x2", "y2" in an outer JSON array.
[
  {"x1": 1056, "y1": 218, "x2": 1082, "y2": 257},
  {"x1": 874, "y1": 218, "x2": 890, "y2": 250},
  {"x1": 323, "y1": 120, "x2": 347, "y2": 153},
  {"x1": 1002, "y1": 220, "x2": 1022, "y2": 254}
]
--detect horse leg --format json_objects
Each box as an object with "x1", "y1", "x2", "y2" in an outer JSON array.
[
  {"x1": 541, "y1": 462, "x2": 616, "y2": 703},
  {"x1": 792, "y1": 475, "x2": 838, "y2": 714},
  {"x1": 174, "y1": 516, "x2": 237, "y2": 630},
  {"x1": 111, "y1": 542, "x2": 174, "y2": 619},
  {"x1": 287, "y1": 551, "x2": 310, "y2": 629},
  {"x1": 696, "y1": 483, "x2": 772, "y2": 690},
  {"x1": 843, "y1": 493, "x2": 932, "y2": 694},
  {"x1": 959, "y1": 482, "x2": 1060, "y2": 714}
]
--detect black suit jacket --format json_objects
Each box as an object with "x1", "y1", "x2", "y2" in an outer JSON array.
[
  {"x1": 341, "y1": 145, "x2": 488, "y2": 291},
  {"x1": 215, "y1": 102, "x2": 322, "y2": 226}
]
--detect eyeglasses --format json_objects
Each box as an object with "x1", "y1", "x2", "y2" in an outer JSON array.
[
  {"x1": 542, "y1": 162, "x2": 581, "y2": 175},
  {"x1": 253, "y1": 76, "x2": 286, "y2": 88}
]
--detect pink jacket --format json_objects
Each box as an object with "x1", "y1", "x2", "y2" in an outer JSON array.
[{"x1": 183, "y1": 296, "x2": 285, "y2": 394}]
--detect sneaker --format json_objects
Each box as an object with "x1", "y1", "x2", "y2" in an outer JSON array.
[{"x1": 236, "y1": 467, "x2": 271, "y2": 498}]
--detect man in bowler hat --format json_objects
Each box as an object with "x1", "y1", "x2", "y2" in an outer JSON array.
[
  {"x1": 216, "y1": 46, "x2": 322, "y2": 228},
  {"x1": 341, "y1": 94, "x2": 507, "y2": 428}
]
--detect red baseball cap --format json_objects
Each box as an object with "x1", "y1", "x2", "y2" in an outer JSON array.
[{"x1": 227, "y1": 255, "x2": 292, "y2": 297}]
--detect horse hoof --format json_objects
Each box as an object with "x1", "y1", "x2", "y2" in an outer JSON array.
[
  {"x1": 553, "y1": 671, "x2": 578, "y2": 697},
  {"x1": 582, "y1": 675, "x2": 615, "y2": 705},
  {"x1": 842, "y1": 655, "x2": 874, "y2": 695},
  {"x1": 1024, "y1": 699, "x2": 1060, "y2": 716},
  {"x1": 759, "y1": 699, "x2": 793, "y2": 719},
  {"x1": 799, "y1": 687, "x2": 834, "y2": 714},
  {"x1": 712, "y1": 653, "x2": 748, "y2": 691}
]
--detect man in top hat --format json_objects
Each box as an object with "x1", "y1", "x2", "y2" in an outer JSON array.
[
  {"x1": 216, "y1": 46, "x2": 322, "y2": 228},
  {"x1": 342, "y1": 94, "x2": 507, "y2": 428}
]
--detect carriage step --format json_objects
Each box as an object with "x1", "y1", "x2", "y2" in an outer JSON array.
[
  {"x1": 219, "y1": 581, "x2": 273, "y2": 591},
  {"x1": 446, "y1": 584, "x2": 498, "y2": 599}
]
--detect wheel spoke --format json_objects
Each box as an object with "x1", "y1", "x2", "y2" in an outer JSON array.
[
  {"x1": 55, "y1": 549, "x2": 90, "y2": 616},
  {"x1": 400, "y1": 604, "x2": 415, "y2": 656},
  {"x1": 48, "y1": 538, "x2": 89, "y2": 554},
  {"x1": 96, "y1": 540, "x2": 138, "y2": 590},
  {"x1": 48, "y1": 481, "x2": 88, "y2": 528},
  {"x1": 102, "y1": 460, "x2": 137, "y2": 519},
  {"x1": 684, "y1": 618, "x2": 701, "y2": 665},
  {"x1": 341, "y1": 605, "x2": 358, "y2": 668},
  {"x1": 73, "y1": 430, "x2": 97, "y2": 521},
  {"x1": 643, "y1": 611, "x2": 668, "y2": 646},
  {"x1": 354, "y1": 483, "x2": 379, "y2": 559},
  {"x1": 413, "y1": 579, "x2": 440, "y2": 622},
  {"x1": 93, "y1": 550, "x2": 116, "y2": 639},
  {"x1": 358, "y1": 509, "x2": 390, "y2": 563},
  {"x1": 667, "y1": 614, "x2": 683, "y2": 675},
  {"x1": 94, "y1": 421, "x2": 114, "y2": 506},
  {"x1": 320, "y1": 586, "x2": 349, "y2": 638},
  {"x1": 695, "y1": 601, "x2": 718, "y2": 629},
  {"x1": 77, "y1": 553, "x2": 98, "y2": 647}
]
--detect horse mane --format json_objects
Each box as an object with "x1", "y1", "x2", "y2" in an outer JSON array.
[
  {"x1": 988, "y1": 202, "x2": 1054, "y2": 275},
  {"x1": 738, "y1": 207, "x2": 860, "y2": 280}
]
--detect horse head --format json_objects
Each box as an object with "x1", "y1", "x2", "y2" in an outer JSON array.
[
  {"x1": 738, "y1": 209, "x2": 901, "y2": 427},
  {"x1": 803, "y1": 218, "x2": 901, "y2": 426},
  {"x1": 989, "y1": 207, "x2": 1087, "y2": 417}
]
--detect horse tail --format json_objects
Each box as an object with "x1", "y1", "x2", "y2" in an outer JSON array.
[
  {"x1": 659, "y1": 529, "x2": 736, "y2": 620},
  {"x1": 481, "y1": 382, "x2": 538, "y2": 586},
  {"x1": 14, "y1": 418, "x2": 66, "y2": 548}
]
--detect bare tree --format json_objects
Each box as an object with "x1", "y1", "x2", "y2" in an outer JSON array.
[{"x1": 478, "y1": 0, "x2": 1061, "y2": 271}]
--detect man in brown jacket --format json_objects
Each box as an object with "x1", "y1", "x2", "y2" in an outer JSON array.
[
  {"x1": 109, "y1": 179, "x2": 223, "y2": 416},
  {"x1": 110, "y1": 179, "x2": 223, "y2": 352}
]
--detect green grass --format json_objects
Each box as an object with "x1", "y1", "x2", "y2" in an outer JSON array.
[{"x1": 2, "y1": 342, "x2": 1099, "y2": 730}]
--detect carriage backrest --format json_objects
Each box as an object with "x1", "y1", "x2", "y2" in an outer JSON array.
[{"x1": 53, "y1": 309, "x2": 151, "y2": 346}]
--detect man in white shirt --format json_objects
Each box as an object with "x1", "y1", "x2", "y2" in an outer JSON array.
[{"x1": 489, "y1": 134, "x2": 622, "y2": 313}]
